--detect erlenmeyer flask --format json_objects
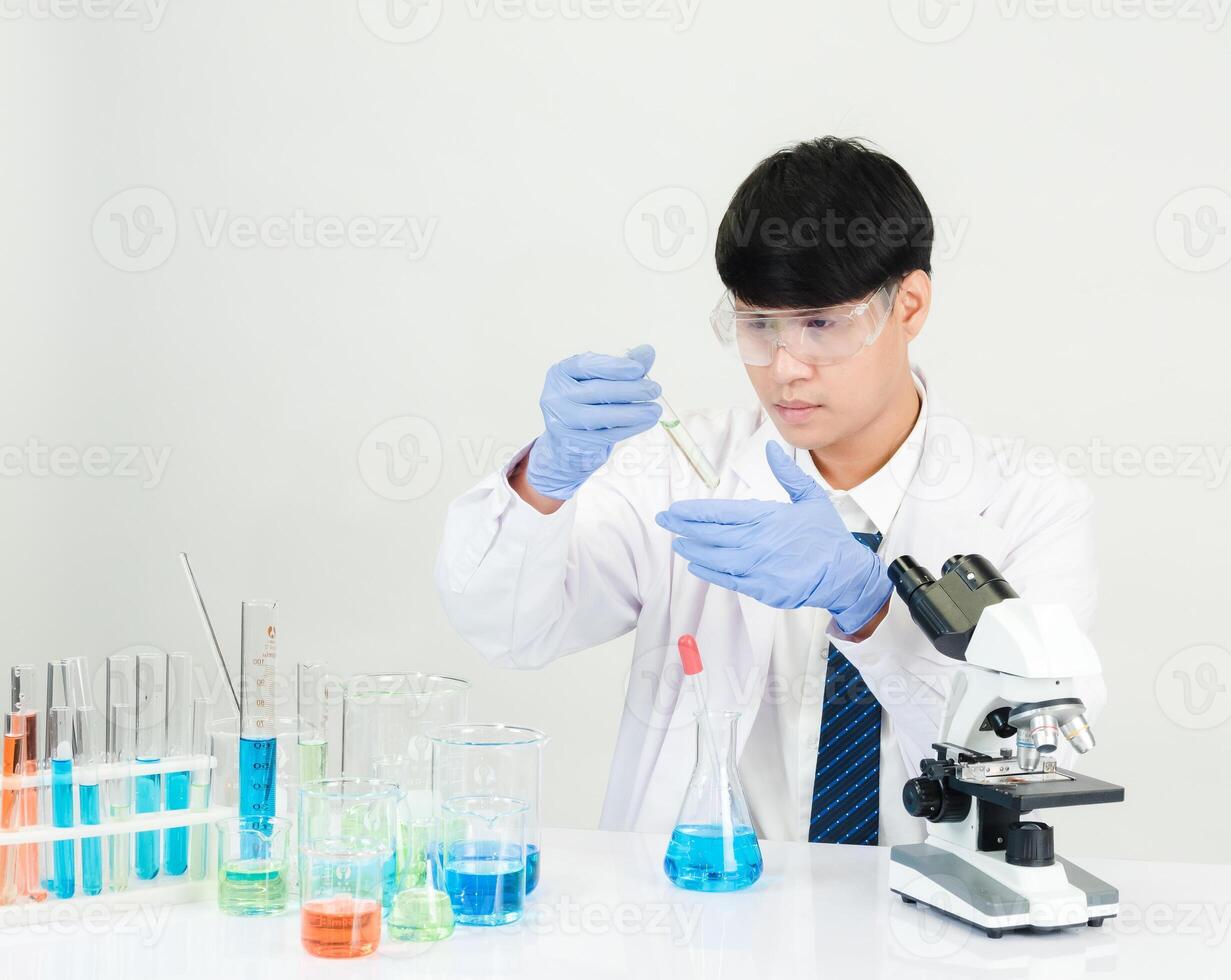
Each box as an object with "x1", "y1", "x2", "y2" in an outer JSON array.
[{"x1": 664, "y1": 709, "x2": 763, "y2": 892}]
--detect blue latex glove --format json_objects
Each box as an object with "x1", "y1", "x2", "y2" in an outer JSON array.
[
  {"x1": 655, "y1": 442, "x2": 893, "y2": 634},
  {"x1": 526, "y1": 345, "x2": 663, "y2": 501}
]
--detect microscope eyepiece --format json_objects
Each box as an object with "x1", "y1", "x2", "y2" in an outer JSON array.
[{"x1": 886, "y1": 554, "x2": 1019, "y2": 662}]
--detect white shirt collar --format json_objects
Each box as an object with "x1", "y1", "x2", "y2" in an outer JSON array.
[{"x1": 792, "y1": 371, "x2": 928, "y2": 536}]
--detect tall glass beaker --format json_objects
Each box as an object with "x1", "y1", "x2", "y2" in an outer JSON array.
[
  {"x1": 427, "y1": 724, "x2": 547, "y2": 893},
  {"x1": 342, "y1": 673, "x2": 469, "y2": 794},
  {"x1": 342, "y1": 674, "x2": 469, "y2": 891},
  {"x1": 664, "y1": 709, "x2": 762, "y2": 892}
]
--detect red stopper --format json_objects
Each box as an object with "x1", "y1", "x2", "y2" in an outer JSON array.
[{"x1": 677, "y1": 634, "x2": 703, "y2": 676}]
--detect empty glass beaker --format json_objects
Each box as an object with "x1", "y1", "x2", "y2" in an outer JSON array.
[
  {"x1": 300, "y1": 837, "x2": 385, "y2": 959},
  {"x1": 440, "y1": 795, "x2": 527, "y2": 926},
  {"x1": 428, "y1": 724, "x2": 547, "y2": 893},
  {"x1": 664, "y1": 709, "x2": 763, "y2": 892},
  {"x1": 298, "y1": 778, "x2": 399, "y2": 914},
  {"x1": 215, "y1": 816, "x2": 291, "y2": 916},
  {"x1": 341, "y1": 673, "x2": 469, "y2": 791}
]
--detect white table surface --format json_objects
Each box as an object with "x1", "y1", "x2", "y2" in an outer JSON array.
[{"x1": 1, "y1": 827, "x2": 1228, "y2": 979}]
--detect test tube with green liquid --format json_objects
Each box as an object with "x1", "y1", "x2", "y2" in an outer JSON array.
[
  {"x1": 187, "y1": 699, "x2": 211, "y2": 881},
  {"x1": 625, "y1": 350, "x2": 721, "y2": 490},
  {"x1": 297, "y1": 663, "x2": 327, "y2": 785},
  {"x1": 107, "y1": 704, "x2": 134, "y2": 892}
]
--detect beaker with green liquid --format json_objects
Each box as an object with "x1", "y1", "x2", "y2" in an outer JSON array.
[{"x1": 215, "y1": 816, "x2": 291, "y2": 916}]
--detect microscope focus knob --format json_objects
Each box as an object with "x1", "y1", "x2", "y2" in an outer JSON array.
[
  {"x1": 1006, "y1": 821, "x2": 1055, "y2": 867},
  {"x1": 902, "y1": 778, "x2": 970, "y2": 823}
]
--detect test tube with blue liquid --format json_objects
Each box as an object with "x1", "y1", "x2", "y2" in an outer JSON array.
[
  {"x1": 163, "y1": 653, "x2": 192, "y2": 875},
  {"x1": 238, "y1": 600, "x2": 278, "y2": 846},
  {"x1": 42, "y1": 660, "x2": 71, "y2": 893},
  {"x1": 134, "y1": 652, "x2": 165, "y2": 880},
  {"x1": 74, "y1": 706, "x2": 103, "y2": 896},
  {"x1": 49, "y1": 706, "x2": 75, "y2": 899}
]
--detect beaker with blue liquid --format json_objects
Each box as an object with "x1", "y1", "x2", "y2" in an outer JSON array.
[
  {"x1": 664, "y1": 709, "x2": 763, "y2": 892},
  {"x1": 427, "y1": 724, "x2": 547, "y2": 894},
  {"x1": 439, "y1": 795, "x2": 527, "y2": 926}
]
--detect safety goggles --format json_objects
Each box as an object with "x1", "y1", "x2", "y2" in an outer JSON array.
[{"x1": 709, "y1": 280, "x2": 899, "y2": 367}]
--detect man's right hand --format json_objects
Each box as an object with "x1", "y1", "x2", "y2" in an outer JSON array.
[{"x1": 522, "y1": 345, "x2": 663, "y2": 502}]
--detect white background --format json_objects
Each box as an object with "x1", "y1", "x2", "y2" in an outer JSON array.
[{"x1": 2, "y1": 1, "x2": 1229, "y2": 864}]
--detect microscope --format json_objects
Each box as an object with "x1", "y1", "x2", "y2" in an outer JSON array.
[{"x1": 885, "y1": 554, "x2": 1125, "y2": 938}]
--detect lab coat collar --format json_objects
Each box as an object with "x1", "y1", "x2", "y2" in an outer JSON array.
[{"x1": 794, "y1": 372, "x2": 928, "y2": 537}]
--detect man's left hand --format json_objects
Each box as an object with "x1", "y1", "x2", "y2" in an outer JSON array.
[{"x1": 655, "y1": 442, "x2": 893, "y2": 635}]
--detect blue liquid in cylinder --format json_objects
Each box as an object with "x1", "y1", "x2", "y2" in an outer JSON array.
[
  {"x1": 164, "y1": 771, "x2": 190, "y2": 875},
  {"x1": 443, "y1": 842, "x2": 525, "y2": 926},
  {"x1": 664, "y1": 824, "x2": 762, "y2": 892},
  {"x1": 134, "y1": 766, "x2": 162, "y2": 880},
  {"x1": 238, "y1": 738, "x2": 276, "y2": 858},
  {"x1": 79, "y1": 783, "x2": 103, "y2": 896}
]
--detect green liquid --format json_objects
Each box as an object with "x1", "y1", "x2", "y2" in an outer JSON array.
[
  {"x1": 297, "y1": 740, "x2": 327, "y2": 785},
  {"x1": 397, "y1": 821, "x2": 431, "y2": 890},
  {"x1": 218, "y1": 859, "x2": 288, "y2": 916},
  {"x1": 187, "y1": 782, "x2": 211, "y2": 881},
  {"x1": 108, "y1": 803, "x2": 131, "y2": 893},
  {"x1": 387, "y1": 888, "x2": 454, "y2": 943}
]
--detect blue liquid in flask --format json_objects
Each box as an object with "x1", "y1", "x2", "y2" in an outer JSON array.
[{"x1": 664, "y1": 824, "x2": 763, "y2": 892}]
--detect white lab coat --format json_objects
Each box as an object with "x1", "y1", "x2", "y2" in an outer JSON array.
[{"x1": 434, "y1": 368, "x2": 1104, "y2": 833}]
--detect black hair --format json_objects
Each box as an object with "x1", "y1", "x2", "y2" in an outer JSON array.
[{"x1": 715, "y1": 137, "x2": 933, "y2": 308}]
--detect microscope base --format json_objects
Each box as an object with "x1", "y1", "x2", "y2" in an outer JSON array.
[{"x1": 888, "y1": 840, "x2": 1118, "y2": 939}]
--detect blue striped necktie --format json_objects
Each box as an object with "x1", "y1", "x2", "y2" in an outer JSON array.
[{"x1": 809, "y1": 529, "x2": 883, "y2": 846}]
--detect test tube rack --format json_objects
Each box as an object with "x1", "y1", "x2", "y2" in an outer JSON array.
[{"x1": 0, "y1": 753, "x2": 234, "y2": 927}]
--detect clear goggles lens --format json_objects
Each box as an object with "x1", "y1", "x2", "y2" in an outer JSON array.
[{"x1": 710, "y1": 282, "x2": 898, "y2": 367}]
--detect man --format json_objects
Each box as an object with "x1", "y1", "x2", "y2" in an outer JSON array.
[{"x1": 435, "y1": 137, "x2": 1102, "y2": 846}]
